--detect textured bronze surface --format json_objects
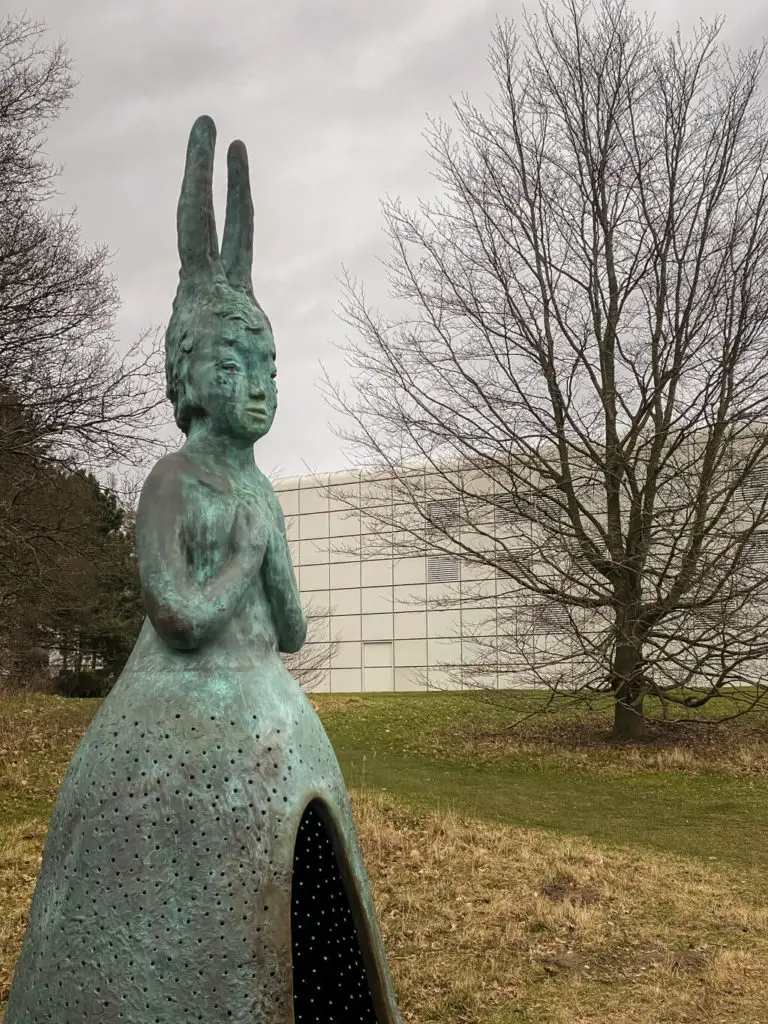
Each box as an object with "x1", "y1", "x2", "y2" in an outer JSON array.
[{"x1": 5, "y1": 116, "x2": 401, "y2": 1023}]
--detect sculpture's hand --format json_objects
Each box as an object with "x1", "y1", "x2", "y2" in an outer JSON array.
[
  {"x1": 137, "y1": 455, "x2": 273, "y2": 651},
  {"x1": 231, "y1": 503, "x2": 268, "y2": 573}
]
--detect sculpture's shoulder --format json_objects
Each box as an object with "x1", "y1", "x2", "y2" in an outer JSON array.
[
  {"x1": 252, "y1": 463, "x2": 276, "y2": 495},
  {"x1": 141, "y1": 451, "x2": 232, "y2": 507},
  {"x1": 135, "y1": 455, "x2": 191, "y2": 552},
  {"x1": 136, "y1": 453, "x2": 236, "y2": 576},
  {"x1": 138, "y1": 453, "x2": 183, "y2": 511},
  {"x1": 142, "y1": 451, "x2": 184, "y2": 488},
  {"x1": 252, "y1": 466, "x2": 285, "y2": 523}
]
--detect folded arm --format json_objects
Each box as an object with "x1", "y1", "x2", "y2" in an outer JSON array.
[
  {"x1": 136, "y1": 458, "x2": 257, "y2": 651},
  {"x1": 261, "y1": 496, "x2": 307, "y2": 654}
]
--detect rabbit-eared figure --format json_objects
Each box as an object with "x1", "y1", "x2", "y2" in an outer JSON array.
[{"x1": 5, "y1": 115, "x2": 402, "y2": 1024}]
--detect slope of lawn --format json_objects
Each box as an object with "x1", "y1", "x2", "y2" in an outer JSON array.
[
  {"x1": 317, "y1": 689, "x2": 768, "y2": 880},
  {"x1": 2, "y1": 687, "x2": 768, "y2": 1023}
]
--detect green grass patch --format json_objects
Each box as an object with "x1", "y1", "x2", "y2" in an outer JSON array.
[
  {"x1": 333, "y1": 747, "x2": 768, "y2": 880},
  {"x1": 314, "y1": 689, "x2": 768, "y2": 885}
]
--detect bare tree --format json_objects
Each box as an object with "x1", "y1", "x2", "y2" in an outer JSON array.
[
  {"x1": 326, "y1": 0, "x2": 768, "y2": 739},
  {"x1": 0, "y1": 14, "x2": 167, "y2": 472},
  {"x1": 282, "y1": 637, "x2": 337, "y2": 695},
  {"x1": 0, "y1": 16, "x2": 169, "y2": 653}
]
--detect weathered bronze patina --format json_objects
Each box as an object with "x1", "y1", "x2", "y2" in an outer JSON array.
[{"x1": 6, "y1": 115, "x2": 402, "y2": 1023}]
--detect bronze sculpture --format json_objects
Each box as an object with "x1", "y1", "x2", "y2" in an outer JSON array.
[{"x1": 5, "y1": 115, "x2": 402, "y2": 1023}]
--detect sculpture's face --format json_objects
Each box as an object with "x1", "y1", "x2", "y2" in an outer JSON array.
[{"x1": 188, "y1": 307, "x2": 277, "y2": 443}]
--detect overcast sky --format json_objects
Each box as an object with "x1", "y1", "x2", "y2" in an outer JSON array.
[{"x1": 21, "y1": 0, "x2": 764, "y2": 480}]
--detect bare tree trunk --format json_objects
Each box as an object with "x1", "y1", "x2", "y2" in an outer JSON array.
[
  {"x1": 73, "y1": 641, "x2": 83, "y2": 680},
  {"x1": 611, "y1": 642, "x2": 647, "y2": 741}
]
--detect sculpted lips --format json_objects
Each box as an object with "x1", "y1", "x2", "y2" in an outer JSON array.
[{"x1": 247, "y1": 405, "x2": 268, "y2": 421}]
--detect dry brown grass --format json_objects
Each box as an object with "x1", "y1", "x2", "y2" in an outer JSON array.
[
  {"x1": 3, "y1": 693, "x2": 768, "y2": 1022},
  {"x1": 351, "y1": 789, "x2": 768, "y2": 1023},
  {"x1": 0, "y1": 693, "x2": 95, "y2": 828},
  {"x1": 2, "y1": 787, "x2": 767, "y2": 1023},
  {"x1": 0, "y1": 690, "x2": 93, "y2": 756},
  {"x1": 0, "y1": 821, "x2": 46, "y2": 1008},
  {"x1": 439, "y1": 712, "x2": 768, "y2": 779}
]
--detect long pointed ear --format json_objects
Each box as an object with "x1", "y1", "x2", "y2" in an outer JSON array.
[
  {"x1": 177, "y1": 115, "x2": 221, "y2": 277},
  {"x1": 221, "y1": 139, "x2": 255, "y2": 297}
]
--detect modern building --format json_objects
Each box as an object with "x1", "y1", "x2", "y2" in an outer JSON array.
[
  {"x1": 273, "y1": 465, "x2": 539, "y2": 693},
  {"x1": 274, "y1": 442, "x2": 768, "y2": 693}
]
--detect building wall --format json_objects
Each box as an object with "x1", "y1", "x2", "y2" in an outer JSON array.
[
  {"x1": 273, "y1": 468, "x2": 533, "y2": 694},
  {"x1": 274, "y1": 438, "x2": 768, "y2": 694}
]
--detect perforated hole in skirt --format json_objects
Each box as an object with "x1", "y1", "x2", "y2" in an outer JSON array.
[{"x1": 291, "y1": 802, "x2": 378, "y2": 1022}]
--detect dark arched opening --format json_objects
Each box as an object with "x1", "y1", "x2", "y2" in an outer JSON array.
[{"x1": 290, "y1": 801, "x2": 379, "y2": 1022}]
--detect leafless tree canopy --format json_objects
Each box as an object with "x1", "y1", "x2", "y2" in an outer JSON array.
[
  {"x1": 0, "y1": 14, "x2": 166, "y2": 472},
  {"x1": 0, "y1": 16, "x2": 168, "y2": 661},
  {"x1": 327, "y1": 0, "x2": 768, "y2": 738}
]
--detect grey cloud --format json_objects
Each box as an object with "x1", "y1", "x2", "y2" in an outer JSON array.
[{"x1": 20, "y1": 0, "x2": 762, "y2": 477}]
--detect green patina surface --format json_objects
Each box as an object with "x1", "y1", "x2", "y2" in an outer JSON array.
[{"x1": 4, "y1": 116, "x2": 401, "y2": 1024}]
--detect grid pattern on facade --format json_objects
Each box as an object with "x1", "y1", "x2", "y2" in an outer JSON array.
[
  {"x1": 427, "y1": 499, "x2": 460, "y2": 529},
  {"x1": 272, "y1": 469, "x2": 555, "y2": 694},
  {"x1": 494, "y1": 493, "x2": 522, "y2": 527},
  {"x1": 274, "y1": 462, "x2": 768, "y2": 693}
]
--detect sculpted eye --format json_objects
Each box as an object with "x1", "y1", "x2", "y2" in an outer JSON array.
[{"x1": 219, "y1": 361, "x2": 240, "y2": 372}]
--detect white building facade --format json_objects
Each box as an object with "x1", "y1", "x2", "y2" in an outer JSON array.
[
  {"x1": 274, "y1": 467, "x2": 528, "y2": 693},
  {"x1": 274, "y1": 432, "x2": 768, "y2": 694}
]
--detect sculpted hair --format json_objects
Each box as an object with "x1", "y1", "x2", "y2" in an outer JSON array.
[
  {"x1": 165, "y1": 310, "x2": 195, "y2": 434},
  {"x1": 164, "y1": 287, "x2": 220, "y2": 434}
]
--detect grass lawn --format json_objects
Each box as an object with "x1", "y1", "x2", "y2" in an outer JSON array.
[
  {"x1": 2, "y1": 687, "x2": 768, "y2": 1022},
  {"x1": 319, "y1": 690, "x2": 768, "y2": 877}
]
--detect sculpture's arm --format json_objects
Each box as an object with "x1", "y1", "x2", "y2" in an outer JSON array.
[
  {"x1": 136, "y1": 458, "x2": 261, "y2": 651},
  {"x1": 261, "y1": 497, "x2": 307, "y2": 654}
]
